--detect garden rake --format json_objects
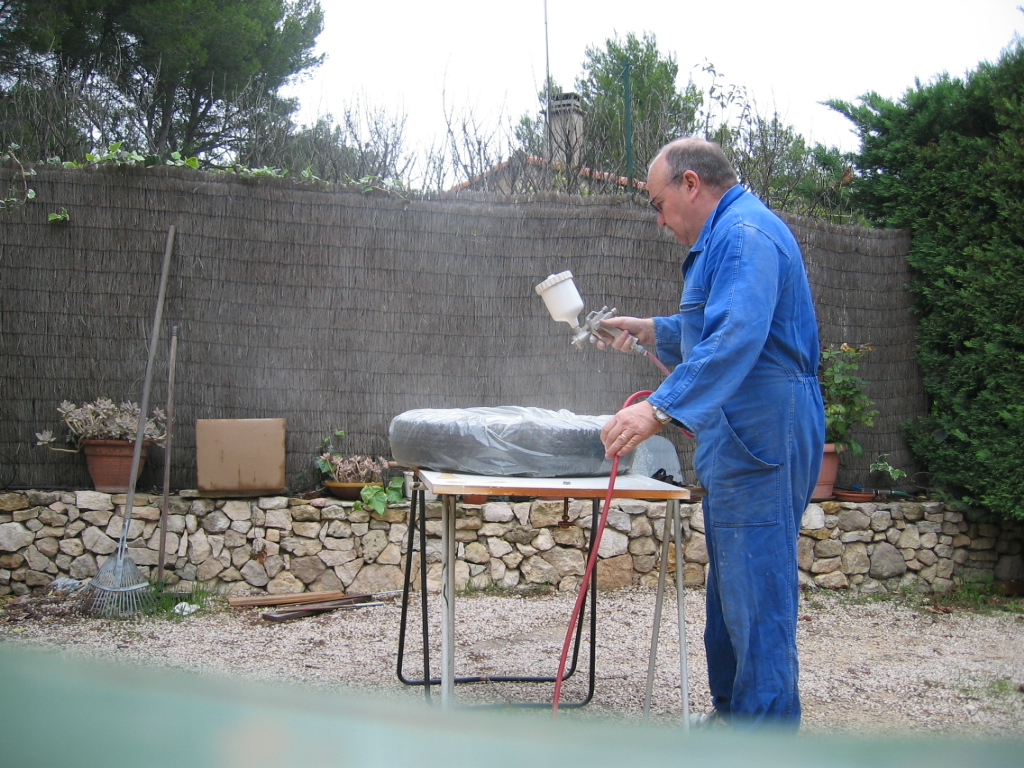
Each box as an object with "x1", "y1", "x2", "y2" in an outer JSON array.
[
  {"x1": 80, "y1": 225, "x2": 176, "y2": 617},
  {"x1": 79, "y1": 531, "x2": 157, "y2": 617}
]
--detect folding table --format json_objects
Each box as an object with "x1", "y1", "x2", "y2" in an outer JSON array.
[{"x1": 398, "y1": 470, "x2": 691, "y2": 712}]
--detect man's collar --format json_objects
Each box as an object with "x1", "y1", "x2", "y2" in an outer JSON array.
[{"x1": 689, "y1": 184, "x2": 744, "y2": 255}]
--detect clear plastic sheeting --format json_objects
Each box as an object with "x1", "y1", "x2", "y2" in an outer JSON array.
[
  {"x1": 388, "y1": 406, "x2": 632, "y2": 477},
  {"x1": 631, "y1": 435, "x2": 683, "y2": 483}
]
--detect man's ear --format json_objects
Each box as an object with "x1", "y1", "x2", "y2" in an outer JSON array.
[{"x1": 680, "y1": 169, "x2": 701, "y2": 197}]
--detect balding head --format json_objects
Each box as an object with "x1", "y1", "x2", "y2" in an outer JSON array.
[
  {"x1": 651, "y1": 138, "x2": 738, "y2": 194},
  {"x1": 645, "y1": 138, "x2": 739, "y2": 246}
]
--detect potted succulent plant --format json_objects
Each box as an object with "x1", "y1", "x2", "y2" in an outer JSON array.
[
  {"x1": 36, "y1": 397, "x2": 166, "y2": 492},
  {"x1": 813, "y1": 343, "x2": 880, "y2": 501},
  {"x1": 316, "y1": 430, "x2": 403, "y2": 513}
]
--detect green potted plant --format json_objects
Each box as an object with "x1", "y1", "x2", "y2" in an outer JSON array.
[
  {"x1": 36, "y1": 397, "x2": 166, "y2": 492},
  {"x1": 860, "y1": 453, "x2": 910, "y2": 501},
  {"x1": 316, "y1": 430, "x2": 403, "y2": 513},
  {"x1": 869, "y1": 453, "x2": 906, "y2": 484},
  {"x1": 813, "y1": 344, "x2": 879, "y2": 500},
  {"x1": 820, "y1": 343, "x2": 879, "y2": 456}
]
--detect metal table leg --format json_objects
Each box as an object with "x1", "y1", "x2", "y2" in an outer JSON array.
[
  {"x1": 672, "y1": 499, "x2": 690, "y2": 727},
  {"x1": 396, "y1": 487, "x2": 431, "y2": 700},
  {"x1": 643, "y1": 499, "x2": 690, "y2": 728},
  {"x1": 644, "y1": 503, "x2": 673, "y2": 721},
  {"x1": 441, "y1": 493, "x2": 456, "y2": 707},
  {"x1": 396, "y1": 494, "x2": 600, "y2": 707}
]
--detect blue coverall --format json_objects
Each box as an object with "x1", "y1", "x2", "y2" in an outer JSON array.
[{"x1": 647, "y1": 184, "x2": 825, "y2": 726}]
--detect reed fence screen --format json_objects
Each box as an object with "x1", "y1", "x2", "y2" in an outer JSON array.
[{"x1": 0, "y1": 167, "x2": 919, "y2": 492}]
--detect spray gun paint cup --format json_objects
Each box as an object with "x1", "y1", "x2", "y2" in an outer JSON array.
[{"x1": 535, "y1": 271, "x2": 585, "y2": 329}]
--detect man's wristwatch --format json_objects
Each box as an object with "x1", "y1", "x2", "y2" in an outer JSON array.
[{"x1": 650, "y1": 405, "x2": 674, "y2": 425}]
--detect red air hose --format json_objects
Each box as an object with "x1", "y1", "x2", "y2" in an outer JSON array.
[
  {"x1": 643, "y1": 348, "x2": 671, "y2": 377},
  {"x1": 551, "y1": 388, "x2": 653, "y2": 715}
]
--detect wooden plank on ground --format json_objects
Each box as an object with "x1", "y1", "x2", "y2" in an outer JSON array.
[
  {"x1": 260, "y1": 598, "x2": 382, "y2": 623},
  {"x1": 265, "y1": 596, "x2": 373, "y2": 611},
  {"x1": 228, "y1": 590, "x2": 349, "y2": 608}
]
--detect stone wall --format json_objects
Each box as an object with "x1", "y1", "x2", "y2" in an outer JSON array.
[
  {"x1": 798, "y1": 499, "x2": 1023, "y2": 593},
  {"x1": 0, "y1": 490, "x2": 1021, "y2": 598}
]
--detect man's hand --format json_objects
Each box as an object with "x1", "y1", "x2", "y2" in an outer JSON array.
[
  {"x1": 600, "y1": 400, "x2": 664, "y2": 458},
  {"x1": 594, "y1": 316, "x2": 655, "y2": 352}
]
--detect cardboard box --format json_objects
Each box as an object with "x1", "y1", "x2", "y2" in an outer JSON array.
[{"x1": 196, "y1": 418, "x2": 286, "y2": 495}]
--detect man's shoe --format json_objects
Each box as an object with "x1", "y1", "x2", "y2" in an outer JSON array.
[{"x1": 688, "y1": 709, "x2": 727, "y2": 728}]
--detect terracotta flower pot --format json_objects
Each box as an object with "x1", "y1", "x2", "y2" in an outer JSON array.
[
  {"x1": 833, "y1": 489, "x2": 877, "y2": 503},
  {"x1": 811, "y1": 443, "x2": 840, "y2": 502},
  {"x1": 81, "y1": 439, "x2": 149, "y2": 493}
]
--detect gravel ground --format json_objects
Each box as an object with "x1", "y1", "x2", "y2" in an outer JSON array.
[{"x1": 2, "y1": 585, "x2": 1023, "y2": 737}]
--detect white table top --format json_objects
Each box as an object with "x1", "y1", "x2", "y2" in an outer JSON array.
[{"x1": 418, "y1": 470, "x2": 690, "y2": 501}]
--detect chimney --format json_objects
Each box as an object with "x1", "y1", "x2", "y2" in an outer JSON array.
[{"x1": 545, "y1": 92, "x2": 583, "y2": 168}]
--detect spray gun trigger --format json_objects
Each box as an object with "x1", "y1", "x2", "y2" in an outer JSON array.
[
  {"x1": 593, "y1": 328, "x2": 643, "y2": 353},
  {"x1": 600, "y1": 328, "x2": 645, "y2": 354},
  {"x1": 579, "y1": 306, "x2": 646, "y2": 354}
]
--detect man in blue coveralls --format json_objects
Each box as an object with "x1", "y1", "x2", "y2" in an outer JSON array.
[{"x1": 599, "y1": 137, "x2": 825, "y2": 728}]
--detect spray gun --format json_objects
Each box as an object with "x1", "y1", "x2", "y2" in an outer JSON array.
[{"x1": 534, "y1": 271, "x2": 647, "y2": 354}]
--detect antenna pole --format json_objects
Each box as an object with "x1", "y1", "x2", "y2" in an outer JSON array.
[{"x1": 544, "y1": 0, "x2": 552, "y2": 155}]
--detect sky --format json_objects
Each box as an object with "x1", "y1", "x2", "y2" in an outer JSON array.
[{"x1": 284, "y1": 0, "x2": 1023, "y2": 172}]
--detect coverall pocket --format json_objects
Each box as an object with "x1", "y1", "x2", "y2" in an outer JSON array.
[
  {"x1": 703, "y1": 414, "x2": 782, "y2": 527},
  {"x1": 680, "y1": 287, "x2": 707, "y2": 313}
]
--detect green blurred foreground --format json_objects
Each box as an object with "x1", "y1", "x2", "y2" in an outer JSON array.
[{"x1": 0, "y1": 645, "x2": 1020, "y2": 768}]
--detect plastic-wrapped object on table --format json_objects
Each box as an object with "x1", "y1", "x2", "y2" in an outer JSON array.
[
  {"x1": 629, "y1": 435, "x2": 683, "y2": 484},
  {"x1": 388, "y1": 406, "x2": 632, "y2": 477}
]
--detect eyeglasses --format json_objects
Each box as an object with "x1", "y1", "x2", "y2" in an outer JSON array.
[{"x1": 648, "y1": 173, "x2": 681, "y2": 213}]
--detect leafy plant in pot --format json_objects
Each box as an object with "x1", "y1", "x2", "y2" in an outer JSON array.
[
  {"x1": 316, "y1": 430, "x2": 403, "y2": 514},
  {"x1": 813, "y1": 344, "x2": 879, "y2": 501},
  {"x1": 831, "y1": 455, "x2": 908, "y2": 504},
  {"x1": 36, "y1": 398, "x2": 166, "y2": 492},
  {"x1": 859, "y1": 453, "x2": 910, "y2": 501}
]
